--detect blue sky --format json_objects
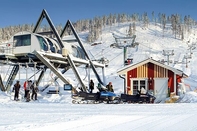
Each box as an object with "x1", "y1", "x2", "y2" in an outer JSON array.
[{"x1": 0, "y1": 0, "x2": 197, "y2": 28}]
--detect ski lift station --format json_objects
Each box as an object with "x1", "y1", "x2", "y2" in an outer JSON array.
[{"x1": 0, "y1": 9, "x2": 106, "y2": 93}]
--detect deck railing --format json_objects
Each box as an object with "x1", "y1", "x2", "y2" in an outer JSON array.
[{"x1": 0, "y1": 42, "x2": 15, "y2": 54}]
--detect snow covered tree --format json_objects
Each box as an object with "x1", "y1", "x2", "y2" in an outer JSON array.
[
  {"x1": 171, "y1": 14, "x2": 181, "y2": 39},
  {"x1": 112, "y1": 14, "x2": 117, "y2": 25},
  {"x1": 161, "y1": 14, "x2": 166, "y2": 37},
  {"x1": 56, "y1": 24, "x2": 62, "y2": 35},
  {"x1": 0, "y1": 28, "x2": 2, "y2": 42},
  {"x1": 152, "y1": 11, "x2": 154, "y2": 22},
  {"x1": 87, "y1": 24, "x2": 94, "y2": 43},
  {"x1": 107, "y1": 14, "x2": 113, "y2": 27},
  {"x1": 142, "y1": 12, "x2": 149, "y2": 28},
  {"x1": 180, "y1": 25, "x2": 184, "y2": 40},
  {"x1": 102, "y1": 15, "x2": 107, "y2": 28},
  {"x1": 171, "y1": 15, "x2": 178, "y2": 39},
  {"x1": 117, "y1": 14, "x2": 121, "y2": 25},
  {"x1": 158, "y1": 13, "x2": 161, "y2": 26},
  {"x1": 128, "y1": 23, "x2": 133, "y2": 36}
]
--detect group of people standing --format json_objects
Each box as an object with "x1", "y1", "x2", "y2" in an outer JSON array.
[
  {"x1": 13, "y1": 80, "x2": 38, "y2": 102},
  {"x1": 89, "y1": 79, "x2": 114, "y2": 93},
  {"x1": 13, "y1": 79, "x2": 114, "y2": 101}
]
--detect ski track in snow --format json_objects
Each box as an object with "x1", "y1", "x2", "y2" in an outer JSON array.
[{"x1": 1, "y1": 103, "x2": 197, "y2": 131}]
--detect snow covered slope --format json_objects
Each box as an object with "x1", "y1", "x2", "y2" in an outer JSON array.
[
  {"x1": 80, "y1": 22, "x2": 197, "y2": 93},
  {"x1": 1, "y1": 21, "x2": 197, "y2": 131}
]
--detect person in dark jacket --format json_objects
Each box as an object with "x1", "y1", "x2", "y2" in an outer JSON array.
[
  {"x1": 31, "y1": 81, "x2": 39, "y2": 100},
  {"x1": 13, "y1": 80, "x2": 21, "y2": 101},
  {"x1": 89, "y1": 79, "x2": 94, "y2": 93},
  {"x1": 106, "y1": 82, "x2": 114, "y2": 92}
]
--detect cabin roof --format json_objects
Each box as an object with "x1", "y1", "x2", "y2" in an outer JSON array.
[{"x1": 117, "y1": 58, "x2": 188, "y2": 77}]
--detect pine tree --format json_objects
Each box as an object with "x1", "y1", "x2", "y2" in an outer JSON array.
[
  {"x1": 161, "y1": 14, "x2": 166, "y2": 37},
  {"x1": 128, "y1": 23, "x2": 133, "y2": 36}
]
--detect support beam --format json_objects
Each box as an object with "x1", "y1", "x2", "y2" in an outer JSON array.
[
  {"x1": 41, "y1": 67, "x2": 69, "y2": 92},
  {"x1": 5, "y1": 65, "x2": 19, "y2": 91},
  {"x1": 67, "y1": 54, "x2": 87, "y2": 92},
  {"x1": 33, "y1": 50, "x2": 70, "y2": 84},
  {"x1": 33, "y1": 9, "x2": 64, "y2": 49},
  {"x1": 62, "y1": 20, "x2": 104, "y2": 85},
  {"x1": 0, "y1": 75, "x2": 6, "y2": 91}
]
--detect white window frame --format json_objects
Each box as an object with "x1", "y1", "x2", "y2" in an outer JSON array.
[{"x1": 130, "y1": 78, "x2": 148, "y2": 95}]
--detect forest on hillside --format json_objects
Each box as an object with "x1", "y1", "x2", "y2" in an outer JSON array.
[{"x1": 0, "y1": 12, "x2": 196, "y2": 43}]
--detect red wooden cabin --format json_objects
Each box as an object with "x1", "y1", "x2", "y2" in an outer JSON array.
[{"x1": 117, "y1": 58, "x2": 188, "y2": 101}]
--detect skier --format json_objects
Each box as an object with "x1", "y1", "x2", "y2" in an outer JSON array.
[
  {"x1": 13, "y1": 80, "x2": 21, "y2": 101},
  {"x1": 31, "y1": 81, "x2": 39, "y2": 100},
  {"x1": 23, "y1": 81, "x2": 28, "y2": 99},
  {"x1": 26, "y1": 80, "x2": 32, "y2": 102}
]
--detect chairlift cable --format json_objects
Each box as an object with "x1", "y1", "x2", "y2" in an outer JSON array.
[
  {"x1": 139, "y1": 43, "x2": 160, "y2": 52},
  {"x1": 109, "y1": 51, "x2": 123, "y2": 62},
  {"x1": 94, "y1": 45, "x2": 112, "y2": 56},
  {"x1": 93, "y1": 47, "x2": 114, "y2": 59},
  {"x1": 87, "y1": 50, "x2": 95, "y2": 60}
]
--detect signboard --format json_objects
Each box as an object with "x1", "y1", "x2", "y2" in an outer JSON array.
[{"x1": 64, "y1": 84, "x2": 72, "y2": 90}]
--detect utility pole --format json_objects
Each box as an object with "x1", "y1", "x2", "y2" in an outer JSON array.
[
  {"x1": 174, "y1": 54, "x2": 191, "y2": 68},
  {"x1": 183, "y1": 55, "x2": 190, "y2": 68},
  {"x1": 162, "y1": 50, "x2": 174, "y2": 65},
  {"x1": 187, "y1": 43, "x2": 196, "y2": 58},
  {"x1": 175, "y1": 41, "x2": 196, "y2": 68}
]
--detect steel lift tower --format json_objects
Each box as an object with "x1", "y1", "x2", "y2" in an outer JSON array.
[{"x1": 112, "y1": 34, "x2": 139, "y2": 66}]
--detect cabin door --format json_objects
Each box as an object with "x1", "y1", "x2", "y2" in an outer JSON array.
[{"x1": 154, "y1": 78, "x2": 168, "y2": 102}]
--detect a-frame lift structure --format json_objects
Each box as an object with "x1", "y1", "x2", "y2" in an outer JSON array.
[
  {"x1": 32, "y1": 9, "x2": 106, "y2": 92},
  {"x1": 0, "y1": 9, "x2": 105, "y2": 92}
]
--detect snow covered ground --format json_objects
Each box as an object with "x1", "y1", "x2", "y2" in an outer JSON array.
[
  {"x1": 1, "y1": 21, "x2": 197, "y2": 130},
  {"x1": 1, "y1": 92, "x2": 197, "y2": 131}
]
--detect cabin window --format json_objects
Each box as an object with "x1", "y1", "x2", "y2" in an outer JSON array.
[
  {"x1": 131, "y1": 79, "x2": 147, "y2": 95},
  {"x1": 73, "y1": 46, "x2": 86, "y2": 59},
  {"x1": 133, "y1": 80, "x2": 138, "y2": 95},
  {"x1": 14, "y1": 34, "x2": 31, "y2": 47},
  {"x1": 36, "y1": 35, "x2": 48, "y2": 51},
  {"x1": 46, "y1": 38, "x2": 56, "y2": 53}
]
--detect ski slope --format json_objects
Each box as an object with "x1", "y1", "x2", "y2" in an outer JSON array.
[{"x1": 1, "y1": 22, "x2": 197, "y2": 131}]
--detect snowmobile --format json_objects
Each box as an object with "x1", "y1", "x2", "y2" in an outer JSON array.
[
  {"x1": 120, "y1": 90, "x2": 156, "y2": 103},
  {"x1": 71, "y1": 86, "x2": 155, "y2": 104},
  {"x1": 72, "y1": 87, "x2": 120, "y2": 104}
]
